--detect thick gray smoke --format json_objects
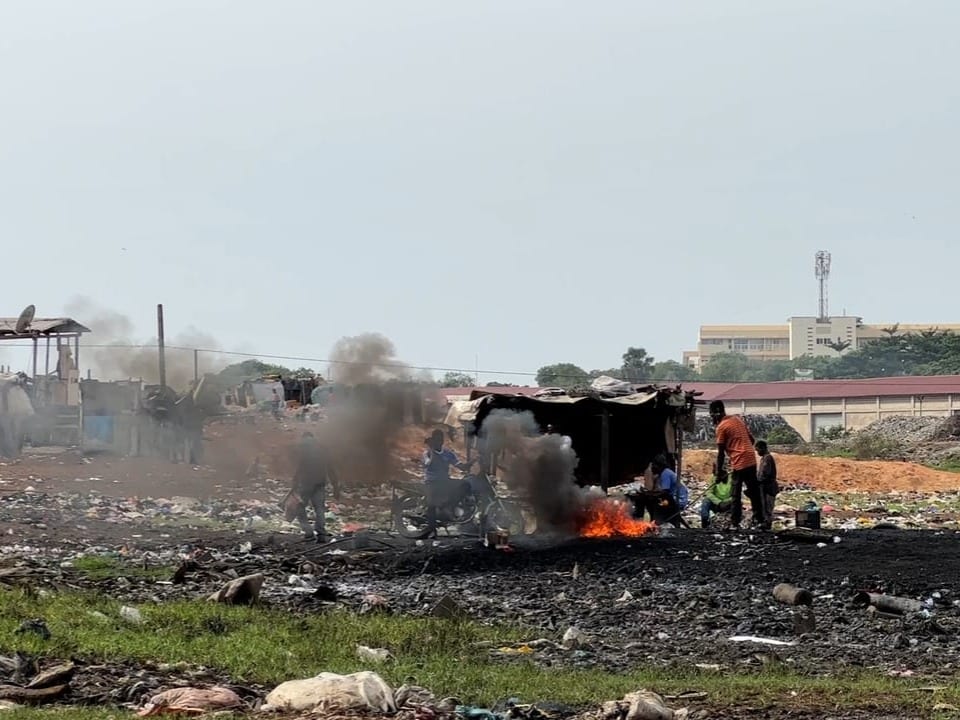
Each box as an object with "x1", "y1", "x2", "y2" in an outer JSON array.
[
  {"x1": 328, "y1": 333, "x2": 412, "y2": 385},
  {"x1": 310, "y1": 333, "x2": 418, "y2": 488},
  {"x1": 65, "y1": 297, "x2": 225, "y2": 390},
  {"x1": 480, "y1": 409, "x2": 587, "y2": 533}
]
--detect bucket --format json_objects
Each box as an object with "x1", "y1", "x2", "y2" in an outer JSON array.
[{"x1": 795, "y1": 509, "x2": 821, "y2": 530}]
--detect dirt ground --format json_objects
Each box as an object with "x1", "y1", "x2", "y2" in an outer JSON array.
[
  {"x1": 7, "y1": 421, "x2": 956, "y2": 502},
  {"x1": 685, "y1": 449, "x2": 960, "y2": 493}
]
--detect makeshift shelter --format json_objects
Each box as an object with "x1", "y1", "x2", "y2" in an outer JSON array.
[{"x1": 466, "y1": 386, "x2": 698, "y2": 489}]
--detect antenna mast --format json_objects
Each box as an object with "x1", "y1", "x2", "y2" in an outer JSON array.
[{"x1": 815, "y1": 250, "x2": 831, "y2": 320}]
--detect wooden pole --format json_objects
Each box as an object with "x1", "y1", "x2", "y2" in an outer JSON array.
[
  {"x1": 32, "y1": 337, "x2": 38, "y2": 380},
  {"x1": 44, "y1": 337, "x2": 50, "y2": 376},
  {"x1": 600, "y1": 409, "x2": 610, "y2": 489},
  {"x1": 157, "y1": 304, "x2": 166, "y2": 390}
]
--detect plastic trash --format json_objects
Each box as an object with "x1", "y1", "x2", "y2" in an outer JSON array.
[
  {"x1": 356, "y1": 645, "x2": 392, "y2": 664},
  {"x1": 263, "y1": 671, "x2": 396, "y2": 713},
  {"x1": 119, "y1": 606, "x2": 144, "y2": 625}
]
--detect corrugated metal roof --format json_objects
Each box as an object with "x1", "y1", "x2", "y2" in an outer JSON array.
[
  {"x1": 691, "y1": 375, "x2": 960, "y2": 402},
  {"x1": 438, "y1": 386, "x2": 542, "y2": 399},
  {"x1": 0, "y1": 317, "x2": 91, "y2": 337},
  {"x1": 440, "y1": 376, "x2": 960, "y2": 405}
]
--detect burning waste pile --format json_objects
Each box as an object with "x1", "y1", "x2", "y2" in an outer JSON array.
[{"x1": 479, "y1": 410, "x2": 658, "y2": 540}]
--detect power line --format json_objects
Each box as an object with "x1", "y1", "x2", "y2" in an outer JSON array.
[{"x1": 0, "y1": 342, "x2": 545, "y2": 380}]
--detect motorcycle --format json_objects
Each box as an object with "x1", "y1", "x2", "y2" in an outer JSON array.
[{"x1": 391, "y1": 471, "x2": 524, "y2": 540}]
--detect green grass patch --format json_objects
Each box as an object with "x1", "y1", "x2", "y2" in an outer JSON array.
[
  {"x1": 69, "y1": 556, "x2": 172, "y2": 582},
  {"x1": 933, "y1": 459, "x2": 960, "y2": 474},
  {"x1": 0, "y1": 589, "x2": 956, "y2": 714}
]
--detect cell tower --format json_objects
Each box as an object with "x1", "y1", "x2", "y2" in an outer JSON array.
[{"x1": 815, "y1": 250, "x2": 831, "y2": 320}]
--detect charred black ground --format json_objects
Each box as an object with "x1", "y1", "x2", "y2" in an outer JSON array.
[{"x1": 31, "y1": 526, "x2": 960, "y2": 678}]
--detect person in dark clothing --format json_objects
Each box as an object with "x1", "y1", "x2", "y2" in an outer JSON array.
[
  {"x1": 710, "y1": 400, "x2": 765, "y2": 530},
  {"x1": 289, "y1": 431, "x2": 341, "y2": 541},
  {"x1": 422, "y1": 428, "x2": 472, "y2": 534},
  {"x1": 756, "y1": 440, "x2": 779, "y2": 530}
]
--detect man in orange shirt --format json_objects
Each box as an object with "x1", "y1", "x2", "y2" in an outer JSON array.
[{"x1": 709, "y1": 400, "x2": 764, "y2": 530}]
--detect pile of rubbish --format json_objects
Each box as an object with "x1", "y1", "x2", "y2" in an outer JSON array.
[
  {"x1": 0, "y1": 485, "x2": 385, "y2": 540},
  {"x1": 823, "y1": 415, "x2": 960, "y2": 465},
  {"x1": 0, "y1": 654, "x2": 692, "y2": 718},
  {"x1": 230, "y1": 672, "x2": 687, "y2": 719},
  {"x1": 851, "y1": 417, "x2": 944, "y2": 445}
]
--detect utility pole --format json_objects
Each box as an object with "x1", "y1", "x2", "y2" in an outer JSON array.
[
  {"x1": 193, "y1": 348, "x2": 199, "y2": 383},
  {"x1": 157, "y1": 304, "x2": 166, "y2": 391}
]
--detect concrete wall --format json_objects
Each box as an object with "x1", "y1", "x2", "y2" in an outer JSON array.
[
  {"x1": 730, "y1": 393, "x2": 958, "y2": 441},
  {"x1": 788, "y1": 316, "x2": 859, "y2": 359}
]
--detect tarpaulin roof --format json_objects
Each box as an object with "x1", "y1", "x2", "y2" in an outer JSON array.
[{"x1": 0, "y1": 318, "x2": 90, "y2": 337}]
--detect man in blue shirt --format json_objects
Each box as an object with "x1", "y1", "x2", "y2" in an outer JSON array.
[
  {"x1": 423, "y1": 429, "x2": 471, "y2": 531},
  {"x1": 651, "y1": 455, "x2": 689, "y2": 522}
]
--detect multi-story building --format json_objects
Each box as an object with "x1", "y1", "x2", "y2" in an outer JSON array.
[{"x1": 683, "y1": 318, "x2": 960, "y2": 370}]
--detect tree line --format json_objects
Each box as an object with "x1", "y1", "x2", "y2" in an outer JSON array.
[
  {"x1": 210, "y1": 330, "x2": 960, "y2": 390},
  {"x1": 534, "y1": 331, "x2": 960, "y2": 387}
]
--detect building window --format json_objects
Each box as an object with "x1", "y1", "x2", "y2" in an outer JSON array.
[{"x1": 732, "y1": 339, "x2": 749, "y2": 352}]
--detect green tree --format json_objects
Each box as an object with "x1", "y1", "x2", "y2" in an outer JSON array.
[
  {"x1": 621, "y1": 347, "x2": 655, "y2": 381},
  {"x1": 699, "y1": 353, "x2": 752, "y2": 381},
  {"x1": 440, "y1": 372, "x2": 476, "y2": 388},
  {"x1": 649, "y1": 360, "x2": 698, "y2": 382},
  {"x1": 536, "y1": 363, "x2": 590, "y2": 389},
  {"x1": 217, "y1": 359, "x2": 294, "y2": 387},
  {"x1": 588, "y1": 368, "x2": 625, "y2": 380}
]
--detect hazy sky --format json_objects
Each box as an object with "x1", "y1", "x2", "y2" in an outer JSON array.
[{"x1": 1, "y1": 1, "x2": 958, "y2": 383}]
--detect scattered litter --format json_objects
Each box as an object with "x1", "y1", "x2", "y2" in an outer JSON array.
[
  {"x1": 207, "y1": 574, "x2": 263, "y2": 606},
  {"x1": 137, "y1": 686, "x2": 243, "y2": 716},
  {"x1": 561, "y1": 627, "x2": 588, "y2": 650},
  {"x1": 356, "y1": 645, "x2": 393, "y2": 664},
  {"x1": 263, "y1": 671, "x2": 396, "y2": 713},
  {"x1": 119, "y1": 606, "x2": 144, "y2": 625},
  {"x1": 728, "y1": 636, "x2": 797, "y2": 647}
]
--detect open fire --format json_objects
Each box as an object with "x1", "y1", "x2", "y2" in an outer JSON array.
[{"x1": 576, "y1": 496, "x2": 658, "y2": 538}]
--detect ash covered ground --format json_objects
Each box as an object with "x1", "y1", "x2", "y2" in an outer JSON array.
[
  {"x1": 2, "y1": 417, "x2": 960, "y2": 678},
  {"x1": 2, "y1": 415, "x2": 960, "y2": 718},
  {"x1": 18, "y1": 526, "x2": 960, "y2": 678}
]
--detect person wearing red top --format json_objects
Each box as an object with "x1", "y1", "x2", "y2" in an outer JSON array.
[{"x1": 709, "y1": 400, "x2": 765, "y2": 530}]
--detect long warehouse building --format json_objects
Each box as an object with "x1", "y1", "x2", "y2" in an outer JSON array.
[{"x1": 442, "y1": 376, "x2": 960, "y2": 442}]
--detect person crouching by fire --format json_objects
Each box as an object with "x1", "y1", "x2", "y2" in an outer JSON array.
[{"x1": 282, "y1": 431, "x2": 341, "y2": 542}]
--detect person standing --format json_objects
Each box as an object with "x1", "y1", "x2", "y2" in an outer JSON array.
[
  {"x1": 709, "y1": 400, "x2": 765, "y2": 530},
  {"x1": 290, "y1": 431, "x2": 341, "y2": 542},
  {"x1": 272, "y1": 387, "x2": 284, "y2": 420},
  {"x1": 755, "y1": 440, "x2": 779, "y2": 530}
]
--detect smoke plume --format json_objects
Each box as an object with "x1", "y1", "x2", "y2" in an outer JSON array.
[
  {"x1": 328, "y1": 333, "x2": 412, "y2": 385},
  {"x1": 65, "y1": 297, "x2": 225, "y2": 390},
  {"x1": 307, "y1": 333, "x2": 420, "y2": 488},
  {"x1": 480, "y1": 409, "x2": 587, "y2": 533}
]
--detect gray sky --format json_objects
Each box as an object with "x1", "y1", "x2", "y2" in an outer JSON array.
[{"x1": 2, "y1": 1, "x2": 958, "y2": 382}]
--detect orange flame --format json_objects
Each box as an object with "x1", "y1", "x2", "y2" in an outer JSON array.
[{"x1": 577, "y1": 497, "x2": 658, "y2": 538}]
